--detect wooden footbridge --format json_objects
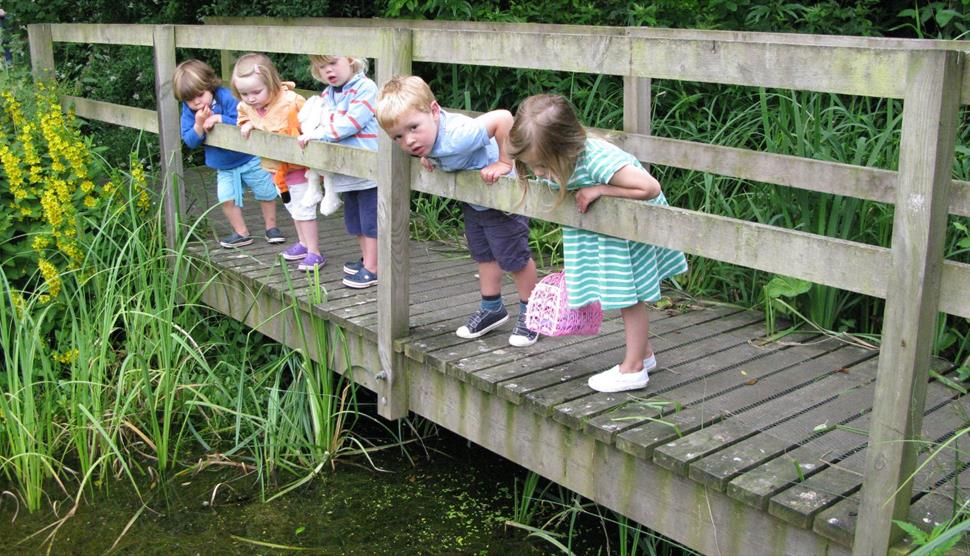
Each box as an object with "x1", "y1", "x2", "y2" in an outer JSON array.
[{"x1": 27, "y1": 18, "x2": 970, "y2": 555}]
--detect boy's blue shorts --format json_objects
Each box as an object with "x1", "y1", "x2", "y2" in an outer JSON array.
[
  {"x1": 216, "y1": 157, "x2": 278, "y2": 206},
  {"x1": 461, "y1": 203, "x2": 532, "y2": 273},
  {"x1": 344, "y1": 187, "x2": 378, "y2": 238}
]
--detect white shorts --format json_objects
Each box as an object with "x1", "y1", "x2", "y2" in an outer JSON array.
[{"x1": 283, "y1": 182, "x2": 317, "y2": 221}]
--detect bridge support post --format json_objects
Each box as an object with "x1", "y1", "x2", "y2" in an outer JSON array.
[
  {"x1": 152, "y1": 25, "x2": 185, "y2": 253},
  {"x1": 853, "y1": 49, "x2": 963, "y2": 556},
  {"x1": 376, "y1": 27, "x2": 413, "y2": 420},
  {"x1": 27, "y1": 24, "x2": 55, "y2": 81}
]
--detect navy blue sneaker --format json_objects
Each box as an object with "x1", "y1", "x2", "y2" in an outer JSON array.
[
  {"x1": 343, "y1": 267, "x2": 378, "y2": 288},
  {"x1": 456, "y1": 306, "x2": 509, "y2": 339},
  {"x1": 264, "y1": 227, "x2": 285, "y2": 244},
  {"x1": 220, "y1": 232, "x2": 253, "y2": 249},
  {"x1": 343, "y1": 258, "x2": 363, "y2": 276}
]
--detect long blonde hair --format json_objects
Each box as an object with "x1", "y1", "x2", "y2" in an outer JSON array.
[
  {"x1": 508, "y1": 94, "x2": 586, "y2": 205},
  {"x1": 229, "y1": 53, "x2": 283, "y2": 103}
]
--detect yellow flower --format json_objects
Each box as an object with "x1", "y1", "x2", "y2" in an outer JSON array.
[
  {"x1": 54, "y1": 348, "x2": 79, "y2": 365},
  {"x1": 37, "y1": 258, "x2": 62, "y2": 299},
  {"x1": 32, "y1": 235, "x2": 51, "y2": 251},
  {"x1": 83, "y1": 195, "x2": 96, "y2": 208}
]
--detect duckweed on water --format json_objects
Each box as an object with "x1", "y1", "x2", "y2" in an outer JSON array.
[{"x1": 0, "y1": 430, "x2": 551, "y2": 555}]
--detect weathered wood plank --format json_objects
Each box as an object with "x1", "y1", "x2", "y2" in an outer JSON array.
[
  {"x1": 614, "y1": 347, "x2": 876, "y2": 460},
  {"x1": 652, "y1": 356, "x2": 878, "y2": 476},
  {"x1": 171, "y1": 24, "x2": 381, "y2": 57},
  {"x1": 471, "y1": 305, "x2": 746, "y2": 396},
  {"x1": 413, "y1": 29, "x2": 630, "y2": 75},
  {"x1": 375, "y1": 27, "x2": 413, "y2": 420},
  {"x1": 630, "y1": 38, "x2": 905, "y2": 98},
  {"x1": 204, "y1": 124, "x2": 377, "y2": 181},
  {"x1": 854, "y1": 49, "x2": 964, "y2": 556},
  {"x1": 495, "y1": 310, "x2": 767, "y2": 408},
  {"x1": 781, "y1": 390, "x2": 970, "y2": 540},
  {"x1": 552, "y1": 332, "x2": 797, "y2": 431},
  {"x1": 28, "y1": 24, "x2": 55, "y2": 81},
  {"x1": 50, "y1": 23, "x2": 153, "y2": 46},
  {"x1": 413, "y1": 170, "x2": 892, "y2": 302},
  {"x1": 153, "y1": 25, "x2": 184, "y2": 252},
  {"x1": 725, "y1": 375, "x2": 957, "y2": 511},
  {"x1": 63, "y1": 96, "x2": 158, "y2": 133},
  {"x1": 526, "y1": 320, "x2": 774, "y2": 415}
]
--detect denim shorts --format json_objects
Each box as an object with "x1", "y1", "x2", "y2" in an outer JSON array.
[
  {"x1": 461, "y1": 203, "x2": 532, "y2": 273},
  {"x1": 344, "y1": 187, "x2": 378, "y2": 238},
  {"x1": 216, "y1": 157, "x2": 277, "y2": 205}
]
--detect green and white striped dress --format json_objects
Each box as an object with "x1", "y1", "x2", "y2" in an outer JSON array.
[{"x1": 555, "y1": 138, "x2": 688, "y2": 310}]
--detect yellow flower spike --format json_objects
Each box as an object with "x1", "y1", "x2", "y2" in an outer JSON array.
[{"x1": 83, "y1": 195, "x2": 96, "y2": 208}]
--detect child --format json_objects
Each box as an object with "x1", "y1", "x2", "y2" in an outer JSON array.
[
  {"x1": 230, "y1": 53, "x2": 324, "y2": 271},
  {"x1": 376, "y1": 76, "x2": 539, "y2": 347},
  {"x1": 507, "y1": 94, "x2": 689, "y2": 393},
  {"x1": 298, "y1": 55, "x2": 380, "y2": 288},
  {"x1": 173, "y1": 59, "x2": 284, "y2": 249}
]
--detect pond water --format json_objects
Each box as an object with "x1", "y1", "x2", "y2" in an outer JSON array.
[{"x1": 0, "y1": 429, "x2": 556, "y2": 555}]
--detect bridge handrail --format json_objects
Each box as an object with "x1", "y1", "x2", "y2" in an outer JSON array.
[{"x1": 25, "y1": 20, "x2": 969, "y2": 553}]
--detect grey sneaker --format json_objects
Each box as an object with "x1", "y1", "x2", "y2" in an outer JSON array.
[
  {"x1": 264, "y1": 227, "x2": 285, "y2": 244},
  {"x1": 220, "y1": 232, "x2": 253, "y2": 249},
  {"x1": 456, "y1": 306, "x2": 509, "y2": 339},
  {"x1": 509, "y1": 311, "x2": 538, "y2": 347}
]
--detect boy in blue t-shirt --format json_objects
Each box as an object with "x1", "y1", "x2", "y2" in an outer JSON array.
[
  {"x1": 377, "y1": 75, "x2": 538, "y2": 347},
  {"x1": 174, "y1": 59, "x2": 284, "y2": 248}
]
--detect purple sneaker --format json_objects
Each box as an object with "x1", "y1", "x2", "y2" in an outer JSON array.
[
  {"x1": 281, "y1": 242, "x2": 308, "y2": 261},
  {"x1": 298, "y1": 252, "x2": 326, "y2": 271}
]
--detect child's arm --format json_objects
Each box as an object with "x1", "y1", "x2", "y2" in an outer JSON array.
[
  {"x1": 475, "y1": 109, "x2": 514, "y2": 184},
  {"x1": 236, "y1": 103, "x2": 255, "y2": 138},
  {"x1": 575, "y1": 165, "x2": 661, "y2": 214},
  {"x1": 180, "y1": 105, "x2": 206, "y2": 149}
]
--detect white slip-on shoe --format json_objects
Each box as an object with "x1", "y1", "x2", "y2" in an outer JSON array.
[{"x1": 587, "y1": 356, "x2": 657, "y2": 393}]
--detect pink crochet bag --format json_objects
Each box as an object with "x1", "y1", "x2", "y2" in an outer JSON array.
[{"x1": 525, "y1": 271, "x2": 603, "y2": 336}]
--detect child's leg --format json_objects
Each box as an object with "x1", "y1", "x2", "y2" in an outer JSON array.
[
  {"x1": 297, "y1": 219, "x2": 320, "y2": 255},
  {"x1": 619, "y1": 302, "x2": 651, "y2": 373},
  {"x1": 259, "y1": 201, "x2": 278, "y2": 230},
  {"x1": 361, "y1": 235, "x2": 378, "y2": 273},
  {"x1": 587, "y1": 302, "x2": 653, "y2": 393},
  {"x1": 510, "y1": 258, "x2": 537, "y2": 301},
  {"x1": 221, "y1": 201, "x2": 249, "y2": 236},
  {"x1": 478, "y1": 261, "x2": 503, "y2": 297}
]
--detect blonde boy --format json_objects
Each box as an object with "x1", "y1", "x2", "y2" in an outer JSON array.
[{"x1": 377, "y1": 76, "x2": 539, "y2": 347}]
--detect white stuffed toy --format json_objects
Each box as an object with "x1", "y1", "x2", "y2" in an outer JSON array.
[{"x1": 297, "y1": 95, "x2": 343, "y2": 216}]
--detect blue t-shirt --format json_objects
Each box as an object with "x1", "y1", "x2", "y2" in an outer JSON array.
[
  {"x1": 426, "y1": 110, "x2": 498, "y2": 210},
  {"x1": 179, "y1": 86, "x2": 254, "y2": 170}
]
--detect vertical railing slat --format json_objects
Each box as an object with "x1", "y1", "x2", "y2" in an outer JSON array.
[
  {"x1": 853, "y1": 49, "x2": 964, "y2": 556},
  {"x1": 27, "y1": 24, "x2": 55, "y2": 81},
  {"x1": 152, "y1": 25, "x2": 185, "y2": 252},
  {"x1": 376, "y1": 28, "x2": 413, "y2": 420}
]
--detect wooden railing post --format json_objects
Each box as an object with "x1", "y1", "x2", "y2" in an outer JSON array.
[
  {"x1": 375, "y1": 27, "x2": 413, "y2": 420},
  {"x1": 151, "y1": 25, "x2": 185, "y2": 252},
  {"x1": 853, "y1": 49, "x2": 963, "y2": 556},
  {"x1": 219, "y1": 49, "x2": 234, "y2": 85},
  {"x1": 623, "y1": 75, "x2": 651, "y2": 168},
  {"x1": 27, "y1": 24, "x2": 55, "y2": 81}
]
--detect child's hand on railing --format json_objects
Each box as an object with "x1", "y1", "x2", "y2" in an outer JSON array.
[
  {"x1": 480, "y1": 160, "x2": 512, "y2": 184},
  {"x1": 575, "y1": 186, "x2": 603, "y2": 214},
  {"x1": 420, "y1": 156, "x2": 434, "y2": 172},
  {"x1": 202, "y1": 113, "x2": 221, "y2": 132},
  {"x1": 239, "y1": 122, "x2": 255, "y2": 139}
]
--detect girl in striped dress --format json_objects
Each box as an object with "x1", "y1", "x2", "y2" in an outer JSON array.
[{"x1": 508, "y1": 94, "x2": 688, "y2": 393}]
